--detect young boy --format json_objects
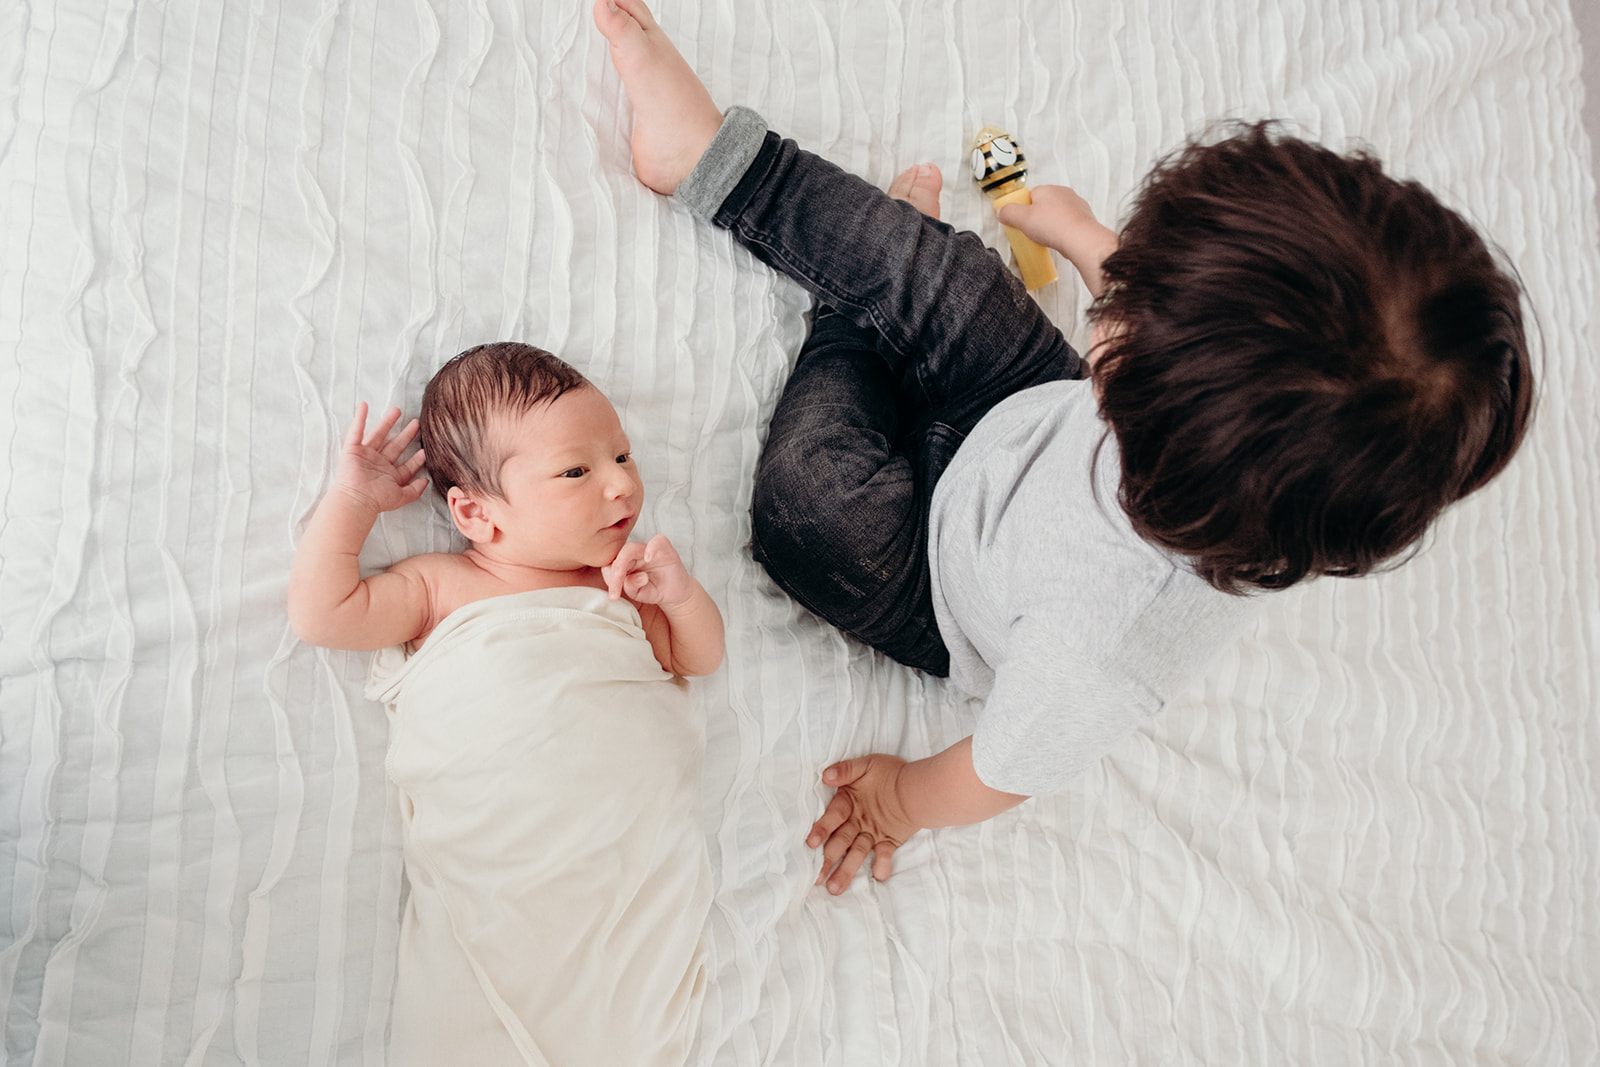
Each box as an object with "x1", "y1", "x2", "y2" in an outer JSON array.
[
  {"x1": 289, "y1": 342, "x2": 723, "y2": 1065},
  {"x1": 594, "y1": 0, "x2": 1533, "y2": 895}
]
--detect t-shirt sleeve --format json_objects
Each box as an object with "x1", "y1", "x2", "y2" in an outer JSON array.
[{"x1": 969, "y1": 615, "x2": 1160, "y2": 796}]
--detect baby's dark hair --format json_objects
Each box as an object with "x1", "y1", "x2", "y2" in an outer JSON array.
[
  {"x1": 418, "y1": 341, "x2": 590, "y2": 500},
  {"x1": 1091, "y1": 122, "x2": 1533, "y2": 593}
]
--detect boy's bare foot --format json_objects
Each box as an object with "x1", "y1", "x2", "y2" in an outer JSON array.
[
  {"x1": 887, "y1": 163, "x2": 942, "y2": 219},
  {"x1": 594, "y1": 0, "x2": 724, "y2": 195}
]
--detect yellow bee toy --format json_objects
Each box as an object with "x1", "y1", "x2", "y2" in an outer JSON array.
[{"x1": 971, "y1": 126, "x2": 1058, "y2": 291}]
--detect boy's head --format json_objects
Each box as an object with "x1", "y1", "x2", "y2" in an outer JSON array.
[{"x1": 1091, "y1": 122, "x2": 1533, "y2": 593}]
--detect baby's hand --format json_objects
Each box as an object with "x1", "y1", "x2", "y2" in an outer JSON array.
[
  {"x1": 333, "y1": 402, "x2": 429, "y2": 514},
  {"x1": 603, "y1": 534, "x2": 694, "y2": 608}
]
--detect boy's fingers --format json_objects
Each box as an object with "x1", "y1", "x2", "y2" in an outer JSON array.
[
  {"x1": 819, "y1": 821, "x2": 856, "y2": 874},
  {"x1": 872, "y1": 843, "x2": 895, "y2": 882},
  {"x1": 806, "y1": 794, "x2": 851, "y2": 848},
  {"x1": 822, "y1": 758, "x2": 865, "y2": 786},
  {"x1": 828, "y1": 833, "x2": 874, "y2": 894},
  {"x1": 997, "y1": 202, "x2": 1046, "y2": 244}
]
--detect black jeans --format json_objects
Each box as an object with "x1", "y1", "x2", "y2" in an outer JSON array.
[{"x1": 714, "y1": 132, "x2": 1085, "y2": 674}]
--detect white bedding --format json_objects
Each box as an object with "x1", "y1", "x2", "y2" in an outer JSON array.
[{"x1": 2, "y1": 0, "x2": 1597, "y2": 1064}]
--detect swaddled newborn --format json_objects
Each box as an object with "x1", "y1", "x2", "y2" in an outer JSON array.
[
  {"x1": 367, "y1": 586, "x2": 710, "y2": 1067},
  {"x1": 288, "y1": 343, "x2": 725, "y2": 1065}
]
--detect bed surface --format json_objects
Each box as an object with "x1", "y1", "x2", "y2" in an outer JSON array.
[{"x1": 3, "y1": 0, "x2": 1597, "y2": 1063}]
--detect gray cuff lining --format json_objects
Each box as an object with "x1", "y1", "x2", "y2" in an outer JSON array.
[{"x1": 672, "y1": 105, "x2": 768, "y2": 220}]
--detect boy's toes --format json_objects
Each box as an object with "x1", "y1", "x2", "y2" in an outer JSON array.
[
  {"x1": 594, "y1": 0, "x2": 645, "y2": 47},
  {"x1": 886, "y1": 166, "x2": 916, "y2": 199},
  {"x1": 888, "y1": 163, "x2": 942, "y2": 219}
]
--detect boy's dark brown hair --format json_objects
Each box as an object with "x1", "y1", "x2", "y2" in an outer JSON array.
[
  {"x1": 1091, "y1": 122, "x2": 1533, "y2": 593},
  {"x1": 418, "y1": 341, "x2": 590, "y2": 500}
]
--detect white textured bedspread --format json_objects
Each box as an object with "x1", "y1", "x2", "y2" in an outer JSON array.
[{"x1": 2, "y1": 0, "x2": 1597, "y2": 1064}]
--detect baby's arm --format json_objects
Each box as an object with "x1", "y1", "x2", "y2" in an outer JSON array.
[
  {"x1": 287, "y1": 403, "x2": 433, "y2": 650},
  {"x1": 603, "y1": 535, "x2": 725, "y2": 677},
  {"x1": 997, "y1": 186, "x2": 1120, "y2": 298}
]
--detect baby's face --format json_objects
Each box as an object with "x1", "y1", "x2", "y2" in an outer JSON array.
[{"x1": 483, "y1": 386, "x2": 643, "y2": 570}]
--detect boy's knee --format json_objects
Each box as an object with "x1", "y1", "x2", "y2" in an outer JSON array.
[{"x1": 751, "y1": 446, "x2": 915, "y2": 582}]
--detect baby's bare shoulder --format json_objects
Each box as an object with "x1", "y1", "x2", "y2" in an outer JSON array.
[
  {"x1": 386, "y1": 551, "x2": 466, "y2": 584},
  {"x1": 385, "y1": 552, "x2": 479, "y2": 643}
]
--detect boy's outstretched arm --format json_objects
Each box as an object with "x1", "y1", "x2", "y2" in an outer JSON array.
[
  {"x1": 603, "y1": 534, "x2": 726, "y2": 677},
  {"x1": 997, "y1": 185, "x2": 1120, "y2": 298},
  {"x1": 288, "y1": 403, "x2": 433, "y2": 650},
  {"x1": 806, "y1": 737, "x2": 1029, "y2": 894}
]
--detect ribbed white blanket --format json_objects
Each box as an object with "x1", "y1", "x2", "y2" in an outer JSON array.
[{"x1": 1, "y1": 0, "x2": 1596, "y2": 1063}]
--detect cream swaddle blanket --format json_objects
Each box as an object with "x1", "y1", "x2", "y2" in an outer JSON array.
[{"x1": 365, "y1": 586, "x2": 713, "y2": 1067}]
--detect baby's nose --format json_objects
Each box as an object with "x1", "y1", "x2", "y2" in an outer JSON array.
[{"x1": 605, "y1": 465, "x2": 638, "y2": 498}]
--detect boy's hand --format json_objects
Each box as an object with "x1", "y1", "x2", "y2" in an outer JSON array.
[
  {"x1": 997, "y1": 184, "x2": 1120, "y2": 297},
  {"x1": 603, "y1": 534, "x2": 695, "y2": 607},
  {"x1": 806, "y1": 754, "x2": 922, "y2": 894},
  {"x1": 335, "y1": 402, "x2": 429, "y2": 514}
]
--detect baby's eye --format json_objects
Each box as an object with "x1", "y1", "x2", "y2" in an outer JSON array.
[
  {"x1": 560, "y1": 467, "x2": 586, "y2": 479},
  {"x1": 615, "y1": 453, "x2": 631, "y2": 465}
]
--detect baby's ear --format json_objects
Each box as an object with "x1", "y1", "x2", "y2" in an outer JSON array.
[{"x1": 447, "y1": 487, "x2": 497, "y2": 544}]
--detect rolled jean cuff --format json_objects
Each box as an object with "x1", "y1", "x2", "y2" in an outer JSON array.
[{"x1": 672, "y1": 105, "x2": 769, "y2": 220}]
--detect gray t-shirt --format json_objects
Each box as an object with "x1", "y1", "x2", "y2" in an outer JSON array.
[{"x1": 927, "y1": 379, "x2": 1259, "y2": 795}]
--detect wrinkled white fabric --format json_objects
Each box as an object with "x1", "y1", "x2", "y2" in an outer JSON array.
[
  {"x1": 4, "y1": 1, "x2": 1597, "y2": 1064},
  {"x1": 365, "y1": 587, "x2": 711, "y2": 1067}
]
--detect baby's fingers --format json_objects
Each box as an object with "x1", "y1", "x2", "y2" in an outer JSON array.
[
  {"x1": 398, "y1": 447, "x2": 429, "y2": 501},
  {"x1": 401, "y1": 474, "x2": 430, "y2": 504},
  {"x1": 400, "y1": 447, "x2": 428, "y2": 479},
  {"x1": 363, "y1": 406, "x2": 404, "y2": 450},
  {"x1": 380, "y1": 417, "x2": 421, "y2": 462},
  {"x1": 344, "y1": 402, "x2": 370, "y2": 449},
  {"x1": 643, "y1": 533, "x2": 679, "y2": 567},
  {"x1": 602, "y1": 542, "x2": 644, "y2": 599}
]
